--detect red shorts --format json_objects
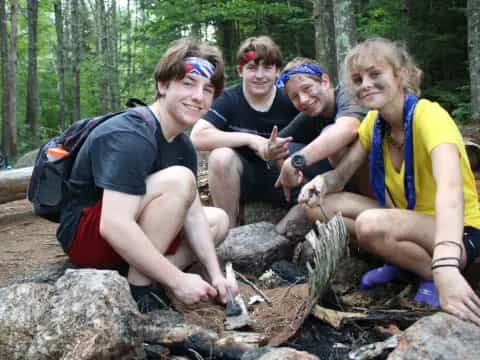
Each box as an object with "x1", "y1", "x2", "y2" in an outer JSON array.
[{"x1": 67, "y1": 201, "x2": 183, "y2": 268}]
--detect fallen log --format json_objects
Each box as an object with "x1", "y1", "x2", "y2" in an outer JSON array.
[
  {"x1": 0, "y1": 166, "x2": 33, "y2": 204},
  {"x1": 0, "y1": 165, "x2": 205, "y2": 206}
]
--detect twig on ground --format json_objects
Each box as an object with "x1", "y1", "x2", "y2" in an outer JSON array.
[{"x1": 234, "y1": 270, "x2": 272, "y2": 306}]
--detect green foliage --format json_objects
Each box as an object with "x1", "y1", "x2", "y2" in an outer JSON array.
[
  {"x1": 356, "y1": 0, "x2": 473, "y2": 122},
  {"x1": 2, "y1": 0, "x2": 477, "y2": 154}
]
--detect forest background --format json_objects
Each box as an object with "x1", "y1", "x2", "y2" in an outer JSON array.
[{"x1": 0, "y1": 0, "x2": 479, "y2": 162}]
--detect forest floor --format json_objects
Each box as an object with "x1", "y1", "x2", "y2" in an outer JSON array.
[{"x1": 0, "y1": 199, "x2": 65, "y2": 287}]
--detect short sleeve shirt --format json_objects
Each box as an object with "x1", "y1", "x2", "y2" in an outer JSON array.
[
  {"x1": 202, "y1": 83, "x2": 299, "y2": 159},
  {"x1": 56, "y1": 108, "x2": 197, "y2": 251},
  {"x1": 279, "y1": 85, "x2": 366, "y2": 143},
  {"x1": 358, "y1": 99, "x2": 480, "y2": 228}
]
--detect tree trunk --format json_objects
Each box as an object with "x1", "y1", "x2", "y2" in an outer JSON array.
[
  {"x1": 1, "y1": 0, "x2": 8, "y2": 156},
  {"x1": 125, "y1": 0, "x2": 132, "y2": 94},
  {"x1": 468, "y1": 0, "x2": 480, "y2": 121},
  {"x1": 312, "y1": 0, "x2": 337, "y2": 83},
  {"x1": 54, "y1": 0, "x2": 66, "y2": 129},
  {"x1": 96, "y1": 0, "x2": 109, "y2": 113},
  {"x1": 26, "y1": 0, "x2": 39, "y2": 140},
  {"x1": 216, "y1": 19, "x2": 239, "y2": 69},
  {"x1": 332, "y1": 0, "x2": 356, "y2": 80},
  {"x1": 5, "y1": 0, "x2": 18, "y2": 158},
  {"x1": 71, "y1": 0, "x2": 81, "y2": 122},
  {"x1": 109, "y1": 0, "x2": 120, "y2": 110}
]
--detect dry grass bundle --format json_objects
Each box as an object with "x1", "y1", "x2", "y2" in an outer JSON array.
[
  {"x1": 169, "y1": 282, "x2": 310, "y2": 340},
  {"x1": 170, "y1": 214, "x2": 348, "y2": 345}
]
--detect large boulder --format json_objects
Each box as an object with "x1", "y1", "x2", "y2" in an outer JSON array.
[
  {"x1": 388, "y1": 312, "x2": 480, "y2": 360},
  {"x1": 217, "y1": 222, "x2": 295, "y2": 276},
  {"x1": 14, "y1": 149, "x2": 39, "y2": 168},
  {"x1": 0, "y1": 269, "x2": 145, "y2": 359},
  {"x1": 0, "y1": 283, "x2": 55, "y2": 357}
]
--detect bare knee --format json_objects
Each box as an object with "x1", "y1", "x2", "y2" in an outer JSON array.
[
  {"x1": 146, "y1": 166, "x2": 196, "y2": 205},
  {"x1": 355, "y1": 209, "x2": 384, "y2": 250},
  {"x1": 206, "y1": 207, "x2": 229, "y2": 245},
  {"x1": 208, "y1": 148, "x2": 242, "y2": 179}
]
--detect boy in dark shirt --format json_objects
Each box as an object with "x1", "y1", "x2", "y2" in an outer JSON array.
[
  {"x1": 191, "y1": 36, "x2": 298, "y2": 227},
  {"x1": 58, "y1": 38, "x2": 237, "y2": 312}
]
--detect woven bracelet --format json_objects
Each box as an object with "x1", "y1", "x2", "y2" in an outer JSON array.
[
  {"x1": 434, "y1": 241, "x2": 463, "y2": 255},
  {"x1": 431, "y1": 263, "x2": 460, "y2": 271},
  {"x1": 431, "y1": 256, "x2": 460, "y2": 265}
]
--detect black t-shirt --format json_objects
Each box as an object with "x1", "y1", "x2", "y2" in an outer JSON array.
[
  {"x1": 57, "y1": 107, "x2": 197, "y2": 252},
  {"x1": 202, "y1": 83, "x2": 298, "y2": 159},
  {"x1": 279, "y1": 85, "x2": 367, "y2": 143}
]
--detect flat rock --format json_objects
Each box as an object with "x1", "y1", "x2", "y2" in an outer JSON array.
[
  {"x1": 388, "y1": 312, "x2": 480, "y2": 360},
  {"x1": 242, "y1": 346, "x2": 319, "y2": 360},
  {"x1": 217, "y1": 222, "x2": 294, "y2": 276}
]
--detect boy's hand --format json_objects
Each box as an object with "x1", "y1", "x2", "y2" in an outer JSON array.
[
  {"x1": 211, "y1": 274, "x2": 239, "y2": 304},
  {"x1": 263, "y1": 126, "x2": 292, "y2": 161},
  {"x1": 171, "y1": 273, "x2": 217, "y2": 305},
  {"x1": 298, "y1": 175, "x2": 327, "y2": 207},
  {"x1": 275, "y1": 157, "x2": 304, "y2": 202}
]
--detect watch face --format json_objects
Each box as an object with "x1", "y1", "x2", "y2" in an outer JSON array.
[{"x1": 292, "y1": 154, "x2": 306, "y2": 170}]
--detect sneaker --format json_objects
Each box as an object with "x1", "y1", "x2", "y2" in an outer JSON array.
[
  {"x1": 414, "y1": 280, "x2": 440, "y2": 307},
  {"x1": 359, "y1": 263, "x2": 410, "y2": 290},
  {"x1": 130, "y1": 284, "x2": 170, "y2": 314}
]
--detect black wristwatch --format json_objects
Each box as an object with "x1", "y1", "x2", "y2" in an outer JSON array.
[{"x1": 291, "y1": 153, "x2": 307, "y2": 172}]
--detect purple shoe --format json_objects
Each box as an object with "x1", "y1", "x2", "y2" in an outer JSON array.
[
  {"x1": 360, "y1": 263, "x2": 409, "y2": 290},
  {"x1": 414, "y1": 280, "x2": 440, "y2": 307}
]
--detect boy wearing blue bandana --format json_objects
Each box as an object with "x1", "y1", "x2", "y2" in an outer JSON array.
[
  {"x1": 298, "y1": 37, "x2": 480, "y2": 326},
  {"x1": 273, "y1": 58, "x2": 367, "y2": 232},
  {"x1": 57, "y1": 38, "x2": 237, "y2": 312},
  {"x1": 191, "y1": 36, "x2": 298, "y2": 228}
]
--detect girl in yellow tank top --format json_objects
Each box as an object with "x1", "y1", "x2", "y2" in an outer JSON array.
[{"x1": 297, "y1": 37, "x2": 480, "y2": 326}]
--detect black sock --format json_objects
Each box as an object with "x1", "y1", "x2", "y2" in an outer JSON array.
[
  {"x1": 129, "y1": 283, "x2": 169, "y2": 313},
  {"x1": 129, "y1": 284, "x2": 152, "y2": 303}
]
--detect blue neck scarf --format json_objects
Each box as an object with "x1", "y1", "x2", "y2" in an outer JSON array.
[{"x1": 369, "y1": 94, "x2": 419, "y2": 209}]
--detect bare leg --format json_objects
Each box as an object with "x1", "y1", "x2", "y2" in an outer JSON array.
[
  {"x1": 275, "y1": 204, "x2": 309, "y2": 234},
  {"x1": 167, "y1": 206, "x2": 229, "y2": 270},
  {"x1": 126, "y1": 166, "x2": 197, "y2": 286},
  {"x1": 355, "y1": 209, "x2": 467, "y2": 279},
  {"x1": 304, "y1": 192, "x2": 378, "y2": 235},
  {"x1": 208, "y1": 148, "x2": 244, "y2": 228}
]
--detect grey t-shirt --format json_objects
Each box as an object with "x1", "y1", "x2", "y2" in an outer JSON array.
[
  {"x1": 279, "y1": 85, "x2": 366, "y2": 143},
  {"x1": 56, "y1": 108, "x2": 197, "y2": 252}
]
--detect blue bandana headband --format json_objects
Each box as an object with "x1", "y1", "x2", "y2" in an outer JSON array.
[
  {"x1": 184, "y1": 57, "x2": 215, "y2": 79},
  {"x1": 276, "y1": 63, "x2": 324, "y2": 88},
  {"x1": 370, "y1": 93, "x2": 419, "y2": 209}
]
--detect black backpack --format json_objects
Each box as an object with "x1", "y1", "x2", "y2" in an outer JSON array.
[{"x1": 27, "y1": 101, "x2": 154, "y2": 222}]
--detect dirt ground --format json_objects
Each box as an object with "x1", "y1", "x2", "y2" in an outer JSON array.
[{"x1": 0, "y1": 199, "x2": 66, "y2": 287}]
